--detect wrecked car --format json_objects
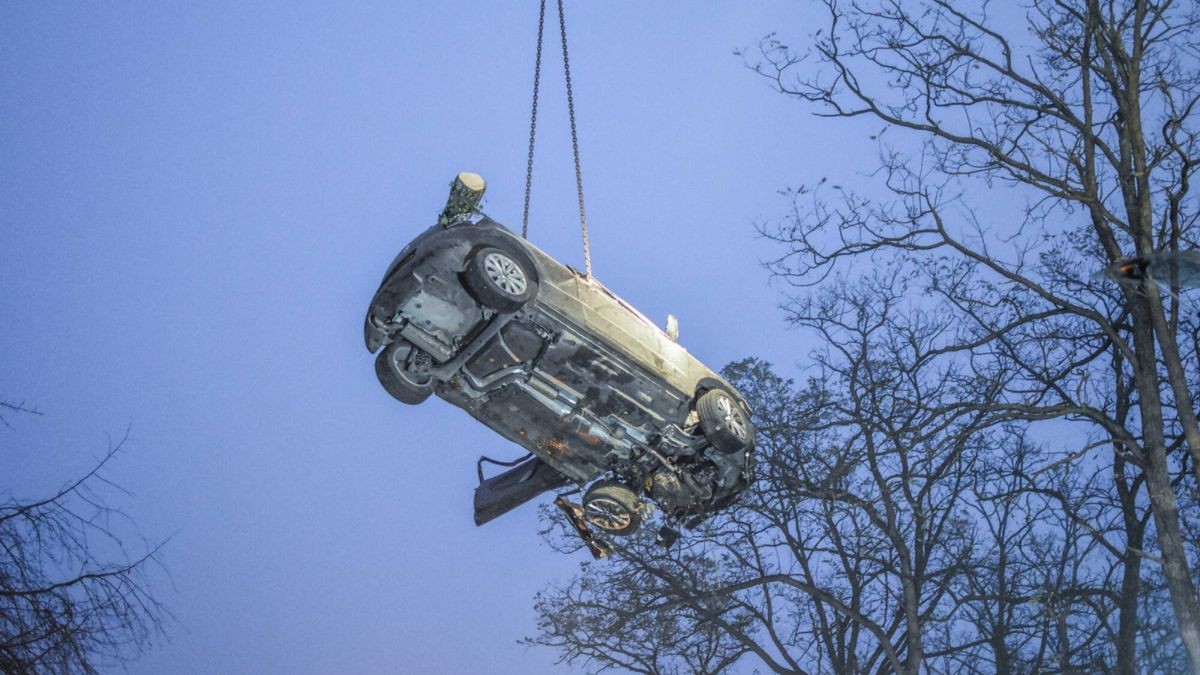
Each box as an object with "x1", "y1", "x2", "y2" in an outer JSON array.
[{"x1": 364, "y1": 173, "x2": 755, "y2": 555}]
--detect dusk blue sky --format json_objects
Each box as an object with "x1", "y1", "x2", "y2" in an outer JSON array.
[{"x1": 1, "y1": 3, "x2": 885, "y2": 672}]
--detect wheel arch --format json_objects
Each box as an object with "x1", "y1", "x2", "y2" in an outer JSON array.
[
  {"x1": 460, "y1": 234, "x2": 541, "y2": 286},
  {"x1": 692, "y1": 377, "x2": 751, "y2": 415}
]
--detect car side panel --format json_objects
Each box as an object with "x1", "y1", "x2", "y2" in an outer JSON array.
[{"x1": 515, "y1": 241, "x2": 739, "y2": 407}]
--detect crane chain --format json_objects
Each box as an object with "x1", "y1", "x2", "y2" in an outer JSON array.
[
  {"x1": 556, "y1": 0, "x2": 591, "y2": 277},
  {"x1": 521, "y1": 0, "x2": 545, "y2": 240},
  {"x1": 521, "y1": 0, "x2": 593, "y2": 278}
]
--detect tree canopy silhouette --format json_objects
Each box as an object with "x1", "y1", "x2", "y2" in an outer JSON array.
[
  {"x1": 1, "y1": 400, "x2": 167, "y2": 674},
  {"x1": 528, "y1": 1, "x2": 1200, "y2": 672}
]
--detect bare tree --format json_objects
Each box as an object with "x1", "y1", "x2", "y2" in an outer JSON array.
[
  {"x1": 744, "y1": 0, "x2": 1200, "y2": 668},
  {"x1": 529, "y1": 272, "x2": 1168, "y2": 672},
  {"x1": 1, "y1": 402, "x2": 167, "y2": 674},
  {"x1": 529, "y1": 1, "x2": 1200, "y2": 671}
]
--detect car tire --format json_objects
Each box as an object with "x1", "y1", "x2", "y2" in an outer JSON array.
[
  {"x1": 696, "y1": 389, "x2": 754, "y2": 454},
  {"x1": 375, "y1": 341, "x2": 434, "y2": 405},
  {"x1": 582, "y1": 480, "x2": 643, "y2": 536},
  {"x1": 463, "y1": 245, "x2": 537, "y2": 312}
]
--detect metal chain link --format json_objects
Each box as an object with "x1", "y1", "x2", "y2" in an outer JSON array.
[
  {"x1": 556, "y1": 0, "x2": 592, "y2": 277},
  {"x1": 521, "y1": 0, "x2": 546, "y2": 240},
  {"x1": 521, "y1": 0, "x2": 593, "y2": 277}
]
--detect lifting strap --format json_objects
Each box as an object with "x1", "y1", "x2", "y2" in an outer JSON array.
[{"x1": 521, "y1": 0, "x2": 593, "y2": 278}]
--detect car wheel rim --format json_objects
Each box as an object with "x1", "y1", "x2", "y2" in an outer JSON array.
[
  {"x1": 398, "y1": 368, "x2": 432, "y2": 387},
  {"x1": 483, "y1": 251, "x2": 527, "y2": 296},
  {"x1": 717, "y1": 395, "x2": 750, "y2": 442},
  {"x1": 391, "y1": 344, "x2": 432, "y2": 386},
  {"x1": 584, "y1": 497, "x2": 632, "y2": 531}
]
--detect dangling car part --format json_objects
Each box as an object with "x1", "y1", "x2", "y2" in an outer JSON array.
[
  {"x1": 553, "y1": 495, "x2": 613, "y2": 559},
  {"x1": 366, "y1": 174, "x2": 755, "y2": 556}
]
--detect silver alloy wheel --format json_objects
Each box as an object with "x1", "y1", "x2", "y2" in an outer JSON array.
[
  {"x1": 718, "y1": 395, "x2": 750, "y2": 441},
  {"x1": 584, "y1": 497, "x2": 633, "y2": 532},
  {"x1": 483, "y1": 251, "x2": 528, "y2": 296},
  {"x1": 390, "y1": 343, "x2": 432, "y2": 386}
]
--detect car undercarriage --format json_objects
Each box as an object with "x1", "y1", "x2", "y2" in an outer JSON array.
[{"x1": 366, "y1": 175, "x2": 755, "y2": 555}]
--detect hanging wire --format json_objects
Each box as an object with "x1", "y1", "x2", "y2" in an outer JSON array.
[
  {"x1": 521, "y1": 0, "x2": 546, "y2": 240},
  {"x1": 521, "y1": 0, "x2": 593, "y2": 278},
  {"x1": 556, "y1": 0, "x2": 592, "y2": 277}
]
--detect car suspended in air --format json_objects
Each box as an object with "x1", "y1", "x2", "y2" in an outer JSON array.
[{"x1": 364, "y1": 173, "x2": 756, "y2": 556}]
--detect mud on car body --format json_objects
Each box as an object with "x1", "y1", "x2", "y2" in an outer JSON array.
[{"x1": 364, "y1": 202, "x2": 755, "y2": 553}]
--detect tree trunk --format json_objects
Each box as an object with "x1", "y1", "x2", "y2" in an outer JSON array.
[
  {"x1": 1113, "y1": 449, "x2": 1144, "y2": 675},
  {"x1": 437, "y1": 171, "x2": 486, "y2": 226},
  {"x1": 1130, "y1": 306, "x2": 1200, "y2": 672}
]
